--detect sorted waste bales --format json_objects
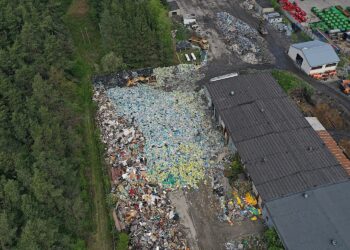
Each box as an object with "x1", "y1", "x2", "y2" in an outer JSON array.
[
  {"x1": 93, "y1": 87, "x2": 188, "y2": 249},
  {"x1": 107, "y1": 82, "x2": 224, "y2": 189},
  {"x1": 216, "y1": 12, "x2": 275, "y2": 64}
]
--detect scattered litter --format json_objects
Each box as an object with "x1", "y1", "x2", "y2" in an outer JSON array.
[
  {"x1": 225, "y1": 235, "x2": 267, "y2": 250},
  {"x1": 216, "y1": 12, "x2": 275, "y2": 64},
  {"x1": 93, "y1": 87, "x2": 189, "y2": 249},
  {"x1": 107, "y1": 76, "x2": 223, "y2": 189}
]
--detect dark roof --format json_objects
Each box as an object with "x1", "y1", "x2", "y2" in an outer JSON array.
[
  {"x1": 266, "y1": 180, "x2": 350, "y2": 250},
  {"x1": 168, "y1": 1, "x2": 179, "y2": 11},
  {"x1": 205, "y1": 73, "x2": 349, "y2": 201},
  {"x1": 255, "y1": 0, "x2": 273, "y2": 9}
]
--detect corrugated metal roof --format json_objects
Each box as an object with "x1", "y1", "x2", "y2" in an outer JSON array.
[
  {"x1": 266, "y1": 181, "x2": 350, "y2": 250},
  {"x1": 318, "y1": 130, "x2": 350, "y2": 175},
  {"x1": 291, "y1": 40, "x2": 340, "y2": 67},
  {"x1": 206, "y1": 73, "x2": 349, "y2": 201},
  {"x1": 168, "y1": 1, "x2": 179, "y2": 11}
]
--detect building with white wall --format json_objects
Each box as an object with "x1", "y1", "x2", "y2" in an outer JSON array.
[{"x1": 288, "y1": 40, "x2": 340, "y2": 76}]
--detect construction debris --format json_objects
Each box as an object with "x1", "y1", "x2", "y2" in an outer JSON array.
[
  {"x1": 107, "y1": 76, "x2": 223, "y2": 189},
  {"x1": 92, "y1": 68, "x2": 154, "y2": 88},
  {"x1": 216, "y1": 12, "x2": 275, "y2": 64},
  {"x1": 93, "y1": 87, "x2": 188, "y2": 249}
]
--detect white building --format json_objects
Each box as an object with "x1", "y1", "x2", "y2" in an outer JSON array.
[
  {"x1": 288, "y1": 40, "x2": 340, "y2": 76},
  {"x1": 264, "y1": 12, "x2": 282, "y2": 23},
  {"x1": 183, "y1": 14, "x2": 196, "y2": 26}
]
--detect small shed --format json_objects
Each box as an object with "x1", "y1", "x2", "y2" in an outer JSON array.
[
  {"x1": 264, "y1": 12, "x2": 282, "y2": 24},
  {"x1": 288, "y1": 40, "x2": 340, "y2": 76},
  {"x1": 168, "y1": 1, "x2": 181, "y2": 17},
  {"x1": 183, "y1": 14, "x2": 196, "y2": 26},
  {"x1": 254, "y1": 0, "x2": 274, "y2": 15}
]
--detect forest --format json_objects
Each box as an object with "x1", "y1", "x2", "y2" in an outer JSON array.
[
  {"x1": 0, "y1": 1, "x2": 90, "y2": 249},
  {"x1": 97, "y1": 0, "x2": 174, "y2": 71},
  {"x1": 0, "y1": 0, "x2": 174, "y2": 249}
]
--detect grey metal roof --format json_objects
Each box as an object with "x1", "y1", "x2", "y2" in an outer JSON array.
[
  {"x1": 265, "y1": 180, "x2": 350, "y2": 250},
  {"x1": 255, "y1": 0, "x2": 273, "y2": 8},
  {"x1": 205, "y1": 73, "x2": 349, "y2": 201},
  {"x1": 291, "y1": 40, "x2": 340, "y2": 67},
  {"x1": 168, "y1": 1, "x2": 179, "y2": 11}
]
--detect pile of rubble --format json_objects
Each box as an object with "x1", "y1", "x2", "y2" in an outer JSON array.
[
  {"x1": 153, "y1": 64, "x2": 204, "y2": 92},
  {"x1": 213, "y1": 165, "x2": 261, "y2": 224},
  {"x1": 93, "y1": 87, "x2": 188, "y2": 249},
  {"x1": 218, "y1": 191, "x2": 261, "y2": 224},
  {"x1": 239, "y1": 0, "x2": 254, "y2": 11},
  {"x1": 92, "y1": 68, "x2": 154, "y2": 88},
  {"x1": 107, "y1": 76, "x2": 223, "y2": 189},
  {"x1": 216, "y1": 12, "x2": 274, "y2": 64}
]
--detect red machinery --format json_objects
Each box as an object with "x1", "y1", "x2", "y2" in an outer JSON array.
[{"x1": 279, "y1": 0, "x2": 307, "y2": 23}]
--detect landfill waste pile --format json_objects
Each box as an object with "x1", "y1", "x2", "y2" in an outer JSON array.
[
  {"x1": 107, "y1": 79, "x2": 223, "y2": 189},
  {"x1": 218, "y1": 191, "x2": 261, "y2": 224},
  {"x1": 216, "y1": 12, "x2": 275, "y2": 64},
  {"x1": 213, "y1": 169, "x2": 261, "y2": 224},
  {"x1": 153, "y1": 64, "x2": 204, "y2": 92},
  {"x1": 92, "y1": 67, "x2": 154, "y2": 88},
  {"x1": 93, "y1": 87, "x2": 188, "y2": 249},
  {"x1": 225, "y1": 235, "x2": 267, "y2": 250}
]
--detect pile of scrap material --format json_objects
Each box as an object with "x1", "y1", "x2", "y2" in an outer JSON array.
[
  {"x1": 216, "y1": 12, "x2": 275, "y2": 64},
  {"x1": 107, "y1": 66, "x2": 223, "y2": 189},
  {"x1": 218, "y1": 191, "x2": 261, "y2": 224},
  {"x1": 214, "y1": 173, "x2": 261, "y2": 224},
  {"x1": 93, "y1": 87, "x2": 187, "y2": 249},
  {"x1": 92, "y1": 68, "x2": 155, "y2": 88}
]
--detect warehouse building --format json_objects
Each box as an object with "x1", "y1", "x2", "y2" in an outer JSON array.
[
  {"x1": 205, "y1": 73, "x2": 350, "y2": 250},
  {"x1": 265, "y1": 181, "x2": 350, "y2": 250},
  {"x1": 288, "y1": 40, "x2": 340, "y2": 78}
]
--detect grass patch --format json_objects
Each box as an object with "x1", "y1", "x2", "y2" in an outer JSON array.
[
  {"x1": 174, "y1": 22, "x2": 191, "y2": 41},
  {"x1": 176, "y1": 49, "x2": 201, "y2": 64},
  {"x1": 64, "y1": 0, "x2": 114, "y2": 249},
  {"x1": 291, "y1": 30, "x2": 312, "y2": 43},
  {"x1": 272, "y1": 70, "x2": 314, "y2": 97},
  {"x1": 224, "y1": 154, "x2": 244, "y2": 184},
  {"x1": 116, "y1": 233, "x2": 129, "y2": 250},
  {"x1": 264, "y1": 228, "x2": 284, "y2": 250}
]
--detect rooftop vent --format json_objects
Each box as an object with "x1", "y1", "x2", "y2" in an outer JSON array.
[
  {"x1": 330, "y1": 239, "x2": 337, "y2": 246},
  {"x1": 230, "y1": 91, "x2": 235, "y2": 96},
  {"x1": 260, "y1": 108, "x2": 265, "y2": 112},
  {"x1": 303, "y1": 193, "x2": 308, "y2": 199}
]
